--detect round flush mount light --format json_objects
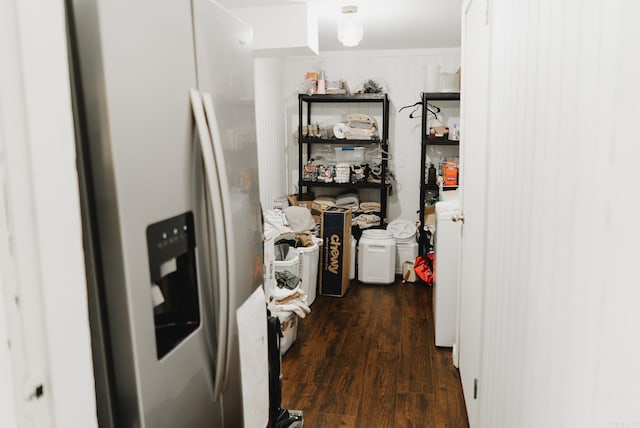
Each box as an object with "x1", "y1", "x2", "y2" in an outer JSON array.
[{"x1": 338, "y1": 5, "x2": 363, "y2": 47}]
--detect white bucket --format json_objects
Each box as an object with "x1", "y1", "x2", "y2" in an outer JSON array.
[
  {"x1": 387, "y1": 220, "x2": 419, "y2": 274},
  {"x1": 358, "y1": 229, "x2": 396, "y2": 284},
  {"x1": 396, "y1": 241, "x2": 418, "y2": 274}
]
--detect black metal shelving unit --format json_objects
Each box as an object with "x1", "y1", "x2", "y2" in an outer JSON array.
[
  {"x1": 298, "y1": 93, "x2": 390, "y2": 222},
  {"x1": 419, "y1": 91, "x2": 461, "y2": 254}
]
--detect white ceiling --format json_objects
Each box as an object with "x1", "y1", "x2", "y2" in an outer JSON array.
[{"x1": 217, "y1": 0, "x2": 462, "y2": 52}]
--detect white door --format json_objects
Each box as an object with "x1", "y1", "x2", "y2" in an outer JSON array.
[{"x1": 457, "y1": 0, "x2": 490, "y2": 426}]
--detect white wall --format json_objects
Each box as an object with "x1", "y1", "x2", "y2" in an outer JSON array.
[
  {"x1": 0, "y1": 0, "x2": 98, "y2": 426},
  {"x1": 280, "y1": 48, "x2": 461, "y2": 222},
  {"x1": 255, "y1": 58, "x2": 289, "y2": 209},
  {"x1": 474, "y1": 0, "x2": 640, "y2": 427}
]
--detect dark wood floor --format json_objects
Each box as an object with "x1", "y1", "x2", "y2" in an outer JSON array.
[{"x1": 281, "y1": 278, "x2": 469, "y2": 427}]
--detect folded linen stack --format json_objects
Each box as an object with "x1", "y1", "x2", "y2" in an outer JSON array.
[
  {"x1": 336, "y1": 192, "x2": 359, "y2": 210},
  {"x1": 312, "y1": 195, "x2": 336, "y2": 213},
  {"x1": 352, "y1": 213, "x2": 381, "y2": 229},
  {"x1": 359, "y1": 201, "x2": 381, "y2": 213}
]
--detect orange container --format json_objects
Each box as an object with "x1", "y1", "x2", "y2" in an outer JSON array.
[{"x1": 442, "y1": 161, "x2": 458, "y2": 186}]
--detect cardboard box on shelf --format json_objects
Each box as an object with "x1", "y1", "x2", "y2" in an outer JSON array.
[
  {"x1": 311, "y1": 199, "x2": 334, "y2": 215},
  {"x1": 287, "y1": 193, "x2": 314, "y2": 211},
  {"x1": 319, "y1": 206, "x2": 352, "y2": 297},
  {"x1": 424, "y1": 205, "x2": 436, "y2": 227}
]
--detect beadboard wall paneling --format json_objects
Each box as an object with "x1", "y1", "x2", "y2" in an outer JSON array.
[
  {"x1": 254, "y1": 57, "x2": 288, "y2": 209},
  {"x1": 476, "y1": 1, "x2": 640, "y2": 427},
  {"x1": 281, "y1": 49, "x2": 461, "y2": 222}
]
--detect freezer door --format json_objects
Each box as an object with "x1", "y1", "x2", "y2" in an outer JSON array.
[
  {"x1": 70, "y1": 0, "x2": 225, "y2": 426},
  {"x1": 192, "y1": 1, "x2": 264, "y2": 426}
]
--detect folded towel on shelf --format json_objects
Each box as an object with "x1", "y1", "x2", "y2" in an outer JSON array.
[
  {"x1": 312, "y1": 195, "x2": 336, "y2": 213},
  {"x1": 335, "y1": 192, "x2": 359, "y2": 209},
  {"x1": 352, "y1": 213, "x2": 381, "y2": 229},
  {"x1": 359, "y1": 201, "x2": 381, "y2": 213}
]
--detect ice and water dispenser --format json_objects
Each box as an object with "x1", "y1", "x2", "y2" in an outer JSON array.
[{"x1": 146, "y1": 212, "x2": 200, "y2": 359}]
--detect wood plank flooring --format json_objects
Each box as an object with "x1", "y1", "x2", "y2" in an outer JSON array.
[{"x1": 281, "y1": 279, "x2": 469, "y2": 427}]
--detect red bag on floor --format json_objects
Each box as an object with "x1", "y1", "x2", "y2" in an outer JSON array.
[{"x1": 414, "y1": 253, "x2": 434, "y2": 286}]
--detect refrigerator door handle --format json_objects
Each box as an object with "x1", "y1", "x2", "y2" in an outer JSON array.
[
  {"x1": 201, "y1": 92, "x2": 237, "y2": 388},
  {"x1": 190, "y1": 89, "x2": 229, "y2": 402}
]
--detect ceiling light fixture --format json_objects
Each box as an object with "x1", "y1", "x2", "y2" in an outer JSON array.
[{"x1": 337, "y1": 5, "x2": 363, "y2": 47}]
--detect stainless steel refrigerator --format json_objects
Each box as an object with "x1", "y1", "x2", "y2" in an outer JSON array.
[{"x1": 67, "y1": 1, "x2": 264, "y2": 426}]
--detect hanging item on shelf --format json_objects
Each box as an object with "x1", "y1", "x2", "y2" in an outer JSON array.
[{"x1": 398, "y1": 101, "x2": 441, "y2": 120}]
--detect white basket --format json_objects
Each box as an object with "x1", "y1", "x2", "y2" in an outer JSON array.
[
  {"x1": 291, "y1": 241, "x2": 320, "y2": 305},
  {"x1": 273, "y1": 251, "x2": 302, "y2": 278},
  {"x1": 334, "y1": 163, "x2": 350, "y2": 183},
  {"x1": 279, "y1": 311, "x2": 298, "y2": 356}
]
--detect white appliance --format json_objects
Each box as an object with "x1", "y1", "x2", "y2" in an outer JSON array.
[
  {"x1": 69, "y1": 1, "x2": 263, "y2": 427},
  {"x1": 433, "y1": 200, "x2": 462, "y2": 347}
]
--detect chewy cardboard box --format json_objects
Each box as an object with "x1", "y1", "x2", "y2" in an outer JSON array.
[{"x1": 319, "y1": 206, "x2": 352, "y2": 297}]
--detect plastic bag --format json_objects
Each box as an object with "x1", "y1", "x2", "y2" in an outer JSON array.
[{"x1": 414, "y1": 253, "x2": 434, "y2": 286}]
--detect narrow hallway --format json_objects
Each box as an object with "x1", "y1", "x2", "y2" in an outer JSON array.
[{"x1": 281, "y1": 280, "x2": 469, "y2": 427}]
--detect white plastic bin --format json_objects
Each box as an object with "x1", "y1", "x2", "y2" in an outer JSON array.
[
  {"x1": 349, "y1": 235, "x2": 356, "y2": 280},
  {"x1": 291, "y1": 239, "x2": 320, "y2": 305},
  {"x1": 358, "y1": 229, "x2": 396, "y2": 284},
  {"x1": 335, "y1": 146, "x2": 365, "y2": 163},
  {"x1": 387, "y1": 219, "x2": 419, "y2": 274}
]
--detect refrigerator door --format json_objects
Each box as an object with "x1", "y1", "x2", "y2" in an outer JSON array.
[
  {"x1": 192, "y1": 1, "x2": 264, "y2": 426},
  {"x1": 69, "y1": 0, "x2": 229, "y2": 426}
]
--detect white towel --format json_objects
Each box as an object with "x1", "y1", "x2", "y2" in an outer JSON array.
[
  {"x1": 336, "y1": 192, "x2": 359, "y2": 208},
  {"x1": 263, "y1": 209, "x2": 293, "y2": 237}
]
